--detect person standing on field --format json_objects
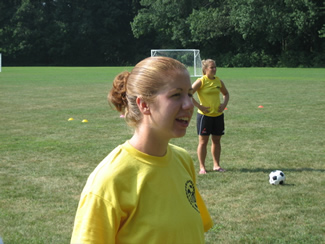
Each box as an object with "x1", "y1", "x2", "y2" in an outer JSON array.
[
  {"x1": 71, "y1": 57, "x2": 213, "y2": 244},
  {"x1": 192, "y1": 59, "x2": 230, "y2": 174}
]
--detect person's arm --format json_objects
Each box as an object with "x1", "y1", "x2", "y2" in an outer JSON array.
[
  {"x1": 218, "y1": 80, "x2": 229, "y2": 112},
  {"x1": 71, "y1": 193, "x2": 117, "y2": 244},
  {"x1": 192, "y1": 79, "x2": 210, "y2": 113},
  {"x1": 195, "y1": 188, "x2": 213, "y2": 232}
]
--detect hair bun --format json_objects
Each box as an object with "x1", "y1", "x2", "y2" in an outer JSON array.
[{"x1": 108, "y1": 71, "x2": 130, "y2": 112}]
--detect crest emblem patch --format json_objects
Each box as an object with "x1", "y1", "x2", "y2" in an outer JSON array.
[{"x1": 185, "y1": 180, "x2": 199, "y2": 213}]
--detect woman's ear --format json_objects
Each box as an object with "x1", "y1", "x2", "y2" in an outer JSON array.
[{"x1": 136, "y1": 97, "x2": 151, "y2": 115}]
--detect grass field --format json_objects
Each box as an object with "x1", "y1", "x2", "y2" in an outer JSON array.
[{"x1": 0, "y1": 67, "x2": 324, "y2": 244}]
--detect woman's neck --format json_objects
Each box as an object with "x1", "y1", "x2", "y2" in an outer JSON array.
[
  {"x1": 129, "y1": 129, "x2": 168, "y2": 157},
  {"x1": 207, "y1": 74, "x2": 215, "y2": 80}
]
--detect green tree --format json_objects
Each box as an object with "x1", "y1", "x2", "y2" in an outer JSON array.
[
  {"x1": 45, "y1": 0, "x2": 140, "y2": 65},
  {"x1": 0, "y1": 0, "x2": 49, "y2": 64},
  {"x1": 132, "y1": 0, "x2": 324, "y2": 67},
  {"x1": 1, "y1": 0, "x2": 142, "y2": 65},
  {"x1": 318, "y1": 1, "x2": 325, "y2": 38},
  {"x1": 132, "y1": 0, "x2": 200, "y2": 48},
  {"x1": 1, "y1": 0, "x2": 323, "y2": 66},
  {"x1": 229, "y1": 0, "x2": 324, "y2": 66},
  {"x1": 185, "y1": 1, "x2": 239, "y2": 64}
]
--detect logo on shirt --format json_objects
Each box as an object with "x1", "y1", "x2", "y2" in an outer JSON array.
[{"x1": 185, "y1": 180, "x2": 199, "y2": 213}]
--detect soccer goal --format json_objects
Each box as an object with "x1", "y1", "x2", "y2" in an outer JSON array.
[{"x1": 151, "y1": 49, "x2": 202, "y2": 77}]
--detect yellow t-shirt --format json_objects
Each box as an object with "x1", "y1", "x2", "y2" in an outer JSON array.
[
  {"x1": 197, "y1": 75, "x2": 223, "y2": 117},
  {"x1": 71, "y1": 141, "x2": 213, "y2": 244}
]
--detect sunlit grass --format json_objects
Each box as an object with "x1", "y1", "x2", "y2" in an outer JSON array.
[{"x1": 0, "y1": 67, "x2": 324, "y2": 243}]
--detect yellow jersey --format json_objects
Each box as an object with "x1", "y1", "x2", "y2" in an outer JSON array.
[
  {"x1": 197, "y1": 75, "x2": 223, "y2": 117},
  {"x1": 71, "y1": 141, "x2": 213, "y2": 244}
]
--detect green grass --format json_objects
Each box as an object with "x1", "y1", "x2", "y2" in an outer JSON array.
[{"x1": 1, "y1": 67, "x2": 324, "y2": 243}]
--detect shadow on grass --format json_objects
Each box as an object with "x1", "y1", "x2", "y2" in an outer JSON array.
[{"x1": 237, "y1": 168, "x2": 325, "y2": 173}]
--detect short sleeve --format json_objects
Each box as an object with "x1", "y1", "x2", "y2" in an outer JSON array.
[
  {"x1": 71, "y1": 193, "x2": 119, "y2": 244},
  {"x1": 195, "y1": 189, "x2": 214, "y2": 232}
]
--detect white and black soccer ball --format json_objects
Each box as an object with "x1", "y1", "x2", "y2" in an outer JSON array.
[{"x1": 269, "y1": 170, "x2": 286, "y2": 185}]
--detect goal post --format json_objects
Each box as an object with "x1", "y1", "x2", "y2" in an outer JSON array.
[{"x1": 151, "y1": 49, "x2": 202, "y2": 77}]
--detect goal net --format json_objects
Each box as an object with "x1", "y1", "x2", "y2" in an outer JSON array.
[{"x1": 151, "y1": 49, "x2": 202, "y2": 77}]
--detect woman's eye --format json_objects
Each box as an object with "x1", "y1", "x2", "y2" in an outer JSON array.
[{"x1": 172, "y1": 93, "x2": 180, "y2": 97}]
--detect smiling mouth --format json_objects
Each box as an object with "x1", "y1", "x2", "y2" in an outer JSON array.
[{"x1": 176, "y1": 117, "x2": 190, "y2": 125}]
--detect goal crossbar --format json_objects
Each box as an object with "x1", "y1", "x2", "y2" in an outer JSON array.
[{"x1": 151, "y1": 49, "x2": 202, "y2": 77}]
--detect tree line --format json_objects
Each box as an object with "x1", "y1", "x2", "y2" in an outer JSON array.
[{"x1": 0, "y1": 0, "x2": 324, "y2": 67}]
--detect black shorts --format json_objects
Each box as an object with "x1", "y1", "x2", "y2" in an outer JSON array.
[{"x1": 197, "y1": 113, "x2": 225, "y2": 136}]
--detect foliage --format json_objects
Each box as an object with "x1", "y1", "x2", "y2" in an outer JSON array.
[
  {"x1": 0, "y1": 0, "x2": 141, "y2": 66},
  {"x1": 132, "y1": 0, "x2": 197, "y2": 47},
  {"x1": 132, "y1": 0, "x2": 324, "y2": 67},
  {"x1": 0, "y1": 0, "x2": 324, "y2": 66}
]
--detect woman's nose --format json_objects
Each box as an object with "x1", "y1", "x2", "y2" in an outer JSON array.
[{"x1": 183, "y1": 96, "x2": 194, "y2": 110}]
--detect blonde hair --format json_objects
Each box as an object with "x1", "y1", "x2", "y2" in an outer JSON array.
[
  {"x1": 108, "y1": 56, "x2": 188, "y2": 127},
  {"x1": 202, "y1": 59, "x2": 216, "y2": 75}
]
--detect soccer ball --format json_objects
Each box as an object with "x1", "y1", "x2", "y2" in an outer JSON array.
[{"x1": 269, "y1": 170, "x2": 286, "y2": 185}]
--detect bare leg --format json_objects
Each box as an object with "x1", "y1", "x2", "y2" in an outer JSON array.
[
  {"x1": 198, "y1": 135, "x2": 209, "y2": 174},
  {"x1": 211, "y1": 135, "x2": 223, "y2": 170}
]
